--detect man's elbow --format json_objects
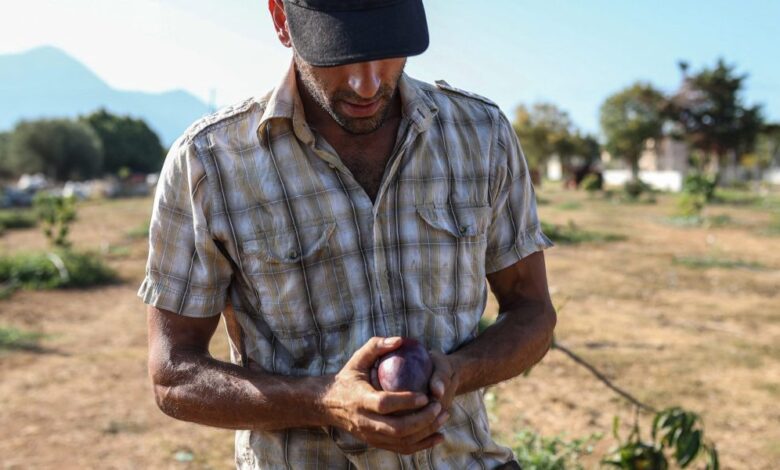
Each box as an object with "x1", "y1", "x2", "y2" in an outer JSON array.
[
  {"x1": 546, "y1": 303, "x2": 557, "y2": 335},
  {"x1": 148, "y1": 357, "x2": 186, "y2": 420},
  {"x1": 543, "y1": 303, "x2": 557, "y2": 351},
  {"x1": 153, "y1": 384, "x2": 180, "y2": 418}
]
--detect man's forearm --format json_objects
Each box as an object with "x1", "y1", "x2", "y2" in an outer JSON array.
[
  {"x1": 450, "y1": 299, "x2": 556, "y2": 395},
  {"x1": 151, "y1": 351, "x2": 332, "y2": 432}
]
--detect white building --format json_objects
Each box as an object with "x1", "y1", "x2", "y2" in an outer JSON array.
[{"x1": 602, "y1": 137, "x2": 689, "y2": 192}]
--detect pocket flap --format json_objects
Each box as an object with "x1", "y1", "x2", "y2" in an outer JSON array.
[
  {"x1": 242, "y1": 222, "x2": 337, "y2": 264},
  {"x1": 416, "y1": 205, "x2": 491, "y2": 237}
]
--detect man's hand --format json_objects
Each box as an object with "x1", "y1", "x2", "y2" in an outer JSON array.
[
  {"x1": 322, "y1": 337, "x2": 448, "y2": 455},
  {"x1": 428, "y1": 351, "x2": 460, "y2": 419}
]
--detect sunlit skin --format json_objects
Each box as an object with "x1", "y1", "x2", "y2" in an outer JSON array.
[
  {"x1": 295, "y1": 53, "x2": 406, "y2": 136},
  {"x1": 292, "y1": 56, "x2": 408, "y2": 202},
  {"x1": 269, "y1": 0, "x2": 405, "y2": 164},
  {"x1": 144, "y1": 0, "x2": 557, "y2": 458}
]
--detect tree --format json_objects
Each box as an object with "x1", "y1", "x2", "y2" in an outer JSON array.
[
  {"x1": 513, "y1": 102, "x2": 580, "y2": 179},
  {"x1": 600, "y1": 83, "x2": 666, "y2": 181},
  {"x1": 755, "y1": 124, "x2": 780, "y2": 170},
  {"x1": 570, "y1": 132, "x2": 602, "y2": 168},
  {"x1": 0, "y1": 131, "x2": 10, "y2": 177},
  {"x1": 6, "y1": 118, "x2": 104, "y2": 181},
  {"x1": 667, "y1": 59, "x2": 763, "y2": 182},
  {"x1": 80, "y1": 108, "x2": 165, "y2": 175}
]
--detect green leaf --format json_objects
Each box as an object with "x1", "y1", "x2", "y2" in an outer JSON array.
[
  {"x1": 612, "y1": 415, "x2": 621, "y2": 440},
  {"x1": 651, "y1": 412, "x2": 662, "y2": 441},
  {"x1": 706, "y1": 444, "x2": 720, "y2": 470},
  {"x1": 675, "y1": 429, "x2": 701, "y2": 467}
]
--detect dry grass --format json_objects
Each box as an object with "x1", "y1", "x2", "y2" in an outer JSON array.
[{"x1": 0, "y1": 187, "x2": 778, "y2": 468}]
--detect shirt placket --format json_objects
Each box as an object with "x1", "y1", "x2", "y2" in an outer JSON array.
[
  {"x1": 303, "y1": 121, "x2": 418, "y2": 339},
  {"x1": 371, "y1": 120, "x2": 419, "y2": 338}
]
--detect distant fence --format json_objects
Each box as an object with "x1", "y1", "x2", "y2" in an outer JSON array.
[{"x1": 603, "y1": 169, "x2": 684, "y2": 192}]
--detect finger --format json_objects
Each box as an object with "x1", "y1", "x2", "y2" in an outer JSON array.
[
  {"x1": 348, "y1": 336, "x2": 403, "y2": 370},
  {"x1": 361, "y1": 390, "x2": 429, "y2": 415},
  {"x1": 370, "y1": 365, "x2": 380, "y2": 390},
  {"x1": 392, "y1": 433, "x2": 445, "y2": 455},
  {"x1": 400, "y1": 409, "x2": 450, "y2": 445},
  {"x1": 370, "y1": 401, "x2": 442, "y2": 438},
  {"x1": 430, "y1": 374, "x2": 447, "y2": 400},
  {"x1": 428, "y1": 352, "x2": 452, "y2": 400},
  {"x1": 368, "y1": 429, "x2": 444, "y2": 455}
]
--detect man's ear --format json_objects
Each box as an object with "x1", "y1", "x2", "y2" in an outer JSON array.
[{"x1": 269, "y1": 0, "x2": 293, "y2": 48}]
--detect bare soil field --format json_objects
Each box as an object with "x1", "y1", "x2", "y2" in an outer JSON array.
[{"x1": 1, "y1": 187, "x2": 778, "y2": 469}]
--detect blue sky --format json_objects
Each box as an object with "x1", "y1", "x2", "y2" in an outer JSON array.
[{"x1": 2, "y1": 0, "x2": 778, "y2": 135}]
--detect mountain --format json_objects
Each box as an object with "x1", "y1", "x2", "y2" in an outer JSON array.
[{"x1": 0, "y1": 46, "x2": 211, "y2": 146}]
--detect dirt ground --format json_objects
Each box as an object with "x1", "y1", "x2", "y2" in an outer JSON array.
[{"x1": 1, "y1": 187, "x2": 778, "y2": 469}]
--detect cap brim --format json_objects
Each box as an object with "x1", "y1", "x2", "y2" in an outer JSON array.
[{"x1": 285, "y1": 0, "x2": 429, "y2": 67}]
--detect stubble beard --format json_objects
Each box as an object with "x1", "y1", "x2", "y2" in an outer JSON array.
[{"x1": 294, "y1": 53, "x2": 405, "y2": 135}]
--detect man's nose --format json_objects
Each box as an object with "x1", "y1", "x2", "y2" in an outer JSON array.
[{"x1": 347, "y1": 62, "x2": 382, "y2": 99}]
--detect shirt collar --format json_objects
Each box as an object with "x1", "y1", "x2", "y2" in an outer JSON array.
[
  {"x1": 256, "y1": 62, "x2": 313, "y2": 146},
  {"x1": 256, "y1": 61, "x2": 439, "y2": 146},
  {"x1": 398, "y1": 73, "x2": 438, "y2": 132}
]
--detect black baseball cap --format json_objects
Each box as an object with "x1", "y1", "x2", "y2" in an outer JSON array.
[{"x1": 282, "y1": 0, "x2": 429, "y2": 67}]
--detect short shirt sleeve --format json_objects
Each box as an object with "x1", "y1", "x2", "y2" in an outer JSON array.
[
  {"x1": 484, "y1": 112, "x2": 554, "y2": 274},
  {"x1": 137, "y1": 136, "x2": 233, "y2": 317}
]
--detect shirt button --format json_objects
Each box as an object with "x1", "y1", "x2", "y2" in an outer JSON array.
[
  {"x1": 328, "y1": 163, "x2": 336, "y2": 169},
  {"x1": 459, "y1": 224, "x2": 471, "y2": 233},
  {"x1": 287, "y1": 250, "x2": 298, "y2": 260}
]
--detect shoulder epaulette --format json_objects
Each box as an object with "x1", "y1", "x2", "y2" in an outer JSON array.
[
  {"x1": 184, "y1": 97, "x2": 258, "y2": 141},
  {"x1": 434, "y1": 80, "x2": 498, "y2": 107}
]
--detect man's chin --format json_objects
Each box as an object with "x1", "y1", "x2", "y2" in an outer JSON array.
[
  {"x1": 333, "y1": 114, "x2": 386, "y2": 135},
  {"x1": 341, "y1": 119, "x2": 384, "y2": 135}
]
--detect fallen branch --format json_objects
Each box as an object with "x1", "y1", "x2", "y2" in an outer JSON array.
[{"x1": 552, "y1": 339, "x2": 657, "y2": 413}]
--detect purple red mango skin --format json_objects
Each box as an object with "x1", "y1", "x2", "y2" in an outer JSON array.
[{"x1": 376, "y1": 338, "x2": 433, "y2": 393}]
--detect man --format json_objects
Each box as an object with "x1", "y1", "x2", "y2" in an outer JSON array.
[{"x1": 139, "y1": 0, "x2": 556, "y2": 468}]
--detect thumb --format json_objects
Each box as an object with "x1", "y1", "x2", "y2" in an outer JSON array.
[{"x1": 348, "y1": 336, "x2": 403, "y2": 370}]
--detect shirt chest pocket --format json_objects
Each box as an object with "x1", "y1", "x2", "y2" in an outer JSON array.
[
  {"x1": 243, "y1": 222, "x2": 336, "y2": 266},
  {"x1": 410, "y1": 204, "x2": 491, "y2": 311},
  {"x1": 240, "y1": 221, "x2": 354, "y2": 342},
  {"x1": 416, "y1": 205, "x2": 491, "y2": 239}
]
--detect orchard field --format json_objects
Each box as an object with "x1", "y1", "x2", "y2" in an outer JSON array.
[{"x1": 1, "y1": 185, "x2": 778, "y2": 469}]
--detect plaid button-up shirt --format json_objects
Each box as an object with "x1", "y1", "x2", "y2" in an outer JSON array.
[{"x1": 139, "y1": 63, "x2": 552, "y2": 469}]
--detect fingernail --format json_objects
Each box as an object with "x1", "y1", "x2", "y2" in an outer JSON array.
[
  {"x1": 432, "y1": 402, "x2": 442, "y2": 415},
  {"x1": 383, "y1": 337, "x2": 400, "y2": 345},
  {"x1": 415, "y1": 395, "x2": 428, "y2": 407},
  {"x1": 439, "y1": 412, "x2": 450, "y2": 424},
  {"x1": 433, "y1": 379, "x2": 444, "y2": 395}
]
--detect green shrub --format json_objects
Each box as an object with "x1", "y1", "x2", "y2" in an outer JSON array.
[
  {"x1": 603, "y1": 409, "x2": 718, "y2": 470},
  {"x1": 712, "y1": 187, "x2": 761, "y2": 206},
  {"x1": 0, "y1": 326, "x2": 44, "y2": 352},
  {"x1": 682, "y1": 173, "x2": 717, "y2": 202},
  {"x1": 675, "y1": 192, "x2": 707, "y2": 218},
  {"x1": 33, "y1": 194, "x2": 76, "y2": 248},
  {"x1": 556, "y1": 201, "x2": 582, "y2": 211},
  {"x1": 0, "y1": 210, "x2": 37, "y2": 230},
  {"x1": 59, "y1": 250, "x2": 119, "y2": 288},
  {"x1": 674, "y1": 171, "x2": 718, "y2": 220},
  {"x1": 513, "y1": 430, "x2": 601, "y2": 470},
  {"x1": 581, "y1": 174, "x2": 603, "y2": 192},
  {"x1": 623, "y1": 179, "x2": 652, "y2": 200},
  {"x1": 672, "y1": 255, "x2": 763, "y2": 271},
  {"x1": 126, "y1": 222, "x2": 150, "y2": 239},
  {"x1": 0, "y1": 250, "x2": 117, "y2": 290},
  {"x1": 542, "y1": 221, "x2": 626, "y2": 245}
]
